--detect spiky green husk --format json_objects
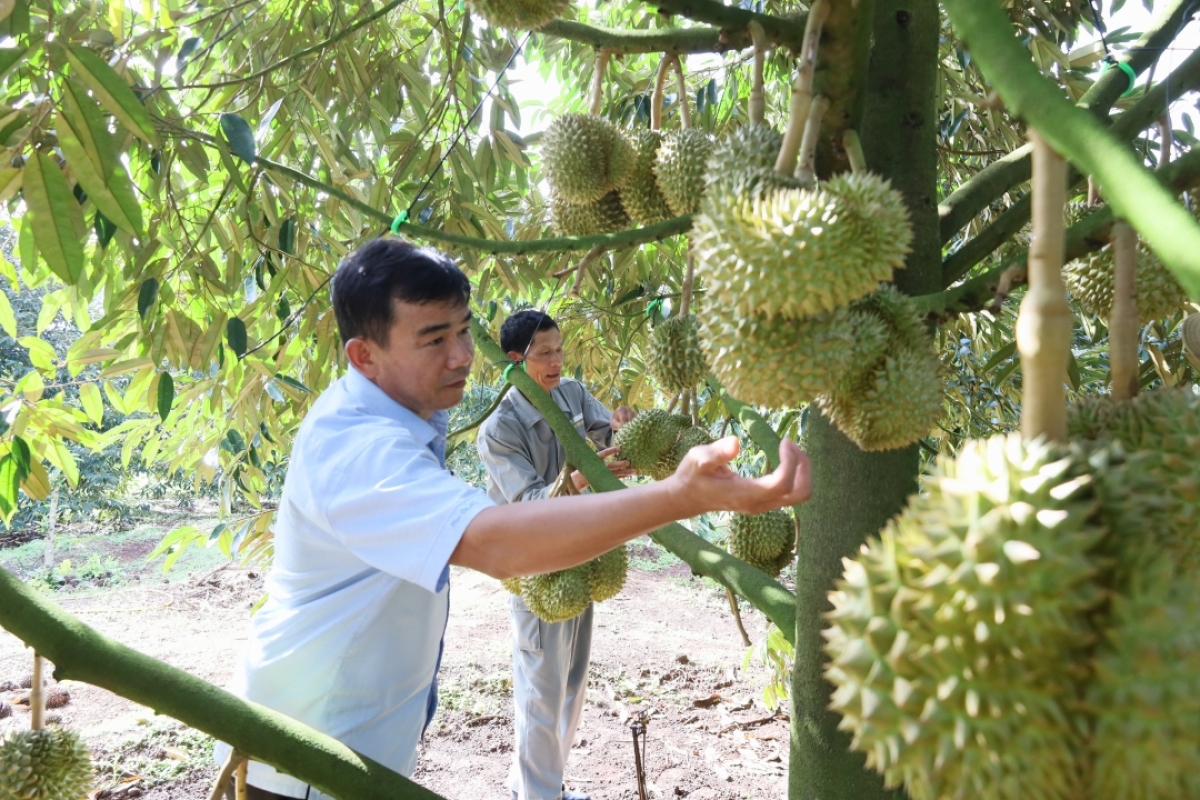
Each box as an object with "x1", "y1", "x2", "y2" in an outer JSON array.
[
  {"x1": 824, "y1": 435, "x2": 1103, "y2": 800},
  {"x1": 700, "y1": 302, "x2": 859, "y2": 409},
  {"x1": 613, "y1": 409, "x2": 690, "y2": 474},
  {"x1": 1063, "y1": 241, "x2": 1187, "y2": 323},
  {"x1": 541, "y1": 115, "x2": 635, "y2": 204},
  {"x1": 1088, "y1": 560, "x2": 1200, "y2": 800},
  {"x1": 522, "y1": 564, "x2": 592, "y2": 622},
  {"x1": 728, "y1": 509, "x2": 794, "y2": 576},
  {"x1": 650, "y1": 426, "x2": 714, "y2": 481},
  {"x1": 655, "y1": 129, "x2": 713, "y2": 216},
  {"x1": 0, "y1": 729, "x2": 93, "y2": 800},
  {"x1": 622, "y1": 130, "x2": 674, "y2": 226},
  {"x1": 588, "y1": 545, "x2": 629, "y2": 603},
  {"x1": 705, "y1": 125, "x2": 785, "y2": 200},
  {"x1": 550, "y1": 190, "x2": 630, "y2": 236},
  {"x1": 694, "y1": 172, "x2": 911, "y2": 320},
  {"x1": 466, "y1": 0, "x2": 569, "y2": 29},
  {"x1": 647, "y1": 315, "x2": 710, "y2": 393}
]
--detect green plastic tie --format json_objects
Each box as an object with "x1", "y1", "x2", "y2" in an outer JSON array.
[
  {"x1": 1100, "y1": 58, "x2": 1138, "y2": 98},
  {"x1": 646, "y1": 298, "x2": 664, "y2": 319},
  {"x1": 502, "y1": 361, "x2": 524, "y2": 382},
  {"x1": 390, "y1": 209, "x2": 409, "y2": 234}
]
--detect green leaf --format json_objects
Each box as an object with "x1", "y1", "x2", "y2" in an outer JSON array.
[
  {"x1": 138, "y1": 278, "x2": 158, "y2": 318},
  {"x1": 0, "y1": 453, "x2": 19, "y2": 522},
  {"x1": 22, "y1": 152, "x2": 86, "y2": 285},
  {"x1": 94, "y1": 211, "x2": 117, "y2": 248},
  {"x1": 223, "y1": 428, "x2": 247, "y2": 453},
  {"x1": 220, "y1": 113, "x2": 257, "y2": 163},
  {"x1": 79, "y1": 382, "x2": 104, "y2": 425},
  {"x1": 278, "y1": 217, "x2": 296, "y2": 255},
  {"x1": 274, "y1": 373, "x2": 312, "y2": 393},
  {"x1": 10, "y1": 436, "x2": 30, "y2": 482},
  {"x1": 156, "y1": 371, "x2": 174, "y2": 422},
  {"x1": 0, "y1": 289, "x2": 16, "y2": 338},
  {"x1": 226, "y1": 316, "x2": 248, "y2": 357},
  {"x1": 0, "y1": 47, "x2": 27, "y2": 81},
  {"x1": 64, "y1": 45, "x2": 159, "y2": 146}
]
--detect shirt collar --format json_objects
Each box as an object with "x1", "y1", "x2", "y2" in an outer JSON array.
[
  {"x1": 343, "y1": 366, "x2": 448, "y2": 450},
  {"x1": 507, "y1": 383, "x2": 556, "y2": 429}
]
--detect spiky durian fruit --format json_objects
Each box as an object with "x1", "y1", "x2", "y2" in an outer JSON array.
[
  {"x1": 466, "y1": 0, "x2": 569, "y2": 29},
  {"x1": 701, "y1": 302, "x2": 859, "y2": 409},
  {"x1": 650, "y1": 425, "x2": 714, "y2": 480},
  {"x1": 523, "y1": 564, "x2": 592, "y2": 622},
  {"x1": 0, "y1": 729, "x2": 93, "y2": 800},
  {"x1": 588, "y1": 545, "x2": 629, "y2": 603},
  {"x1": 1087, "y1": 560, "x2": 1200, "y2": 800},
  {"x1": 622, "y1": 130, "x2": 674, "y2": 226},
  {"x1": 823, "y1": 435, "x2": 1103, "y2": 800},
  {"x1": 613, "y1": 409, "x2": 690, "y2": 474},
  {"x1": 550, "y1": 190, "x2": 630, "y2": 236},
  {"x1": 655, "y1": 129, "x2": 714, "y2": 216},
  {"x1": 1063, "y1": 239, "x2": 1187, "y2": 323},
  {"x1": 694, "y1": 172, "x2": 912, "y2": 320},
  {"x1": 728, "y1": 509, "x2": 794, "y2": 577},
  {"x1": 541, "y1": 115, "x2": 635, "y2": 204},
  {"x1": 647, "y1": 314, "x2": 710, "y2": 393},
  {"x1": 705, "y1": 125, "x2": 785, "y2": 200}
]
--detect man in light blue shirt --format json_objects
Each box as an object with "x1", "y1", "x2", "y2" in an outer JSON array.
[{"x1": 218, "y1": 237, "x2": 813, "y2": 799}]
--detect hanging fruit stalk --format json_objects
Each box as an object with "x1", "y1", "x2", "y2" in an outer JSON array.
[
  {"x1": 670, "y1": 56, "x2": 692, "y2": 130},
  {"x1": 1108, "y1": 221, "x2": 1140, "y2": 400},
  {"x1": 1017, "y1": 130, "x2": 1071, "y2": 442},
  {"x1": 775, "y1": 0, "x2": 830, "y2": 175},
  {"x1": 749, "y1": 22, "x2": 767, "y2": 126},
  {"x1": 589, "y1": 49, "x2": 612, "y2": 117},
  {"x1": 30, "y1": 653, "x2": 44, "y2": 730},
  {"x1": 843, "y1": 129, "x2": 867, "y2": 174},
  {"x1": 795, "y1": 95, "x2": 830, "y2": 186},
  {"x1": 651, "y1": 55, "x2": 669, "y2": 131}
]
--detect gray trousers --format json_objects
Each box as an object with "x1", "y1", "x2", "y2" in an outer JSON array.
[{"x1": 508, "y1": 594, "x2": 593, "y2": 800}]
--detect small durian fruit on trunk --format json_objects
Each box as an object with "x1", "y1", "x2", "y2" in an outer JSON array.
[
  {"x1": 541, "y1": 114, "x2": 635, "y2": 204},
  {"x1": 654, "y1": 129, "x2": 714, "y2": 216},
  {"x1": 647, "y1": 314, "x2": 710, "y2": 394},
  {"x1": 612, "y1": 409, "x2": 690, "y2": 475},
  {"x1": 622, "y1": 130, "x2": 674, "y2": 226},
  {"x1": 550, "y1": 190, "x2": 630, "y2": 236},
  {"x1": 0, "y1": 729, "x2": 94, "y2": 800},
  {"x1": 823, "y1": 434, "x2": 1103, "y2": 800},
  {"x1": 727, "y1": 509, "x2": 795, "y2": 577}
]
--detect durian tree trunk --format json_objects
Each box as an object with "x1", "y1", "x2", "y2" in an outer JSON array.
[{"x1": 788, "y1": 1, "x2": 940, "y2": 798}]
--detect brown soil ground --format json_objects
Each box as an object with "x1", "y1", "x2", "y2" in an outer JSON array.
[{"x1": 1, "y1": 533, "x2": 791, "y2": 800}]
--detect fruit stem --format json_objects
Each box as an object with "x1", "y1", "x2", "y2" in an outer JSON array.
[
  {"x1": 749, "y1": 22, "x2": 767, "y2": 126},
  {"x1": 775, "y1": 0, "x2": 829, "y2": 175},
  {"x1": 30, "y1": 651, "x2": 44, "y2": 730},
  {"x1": 570, "y1": 244, "x2": 605, "y2": 297},
  {"x1": 795, "y1": 94, "x2": 830, "y2": 186},
  {"x1": 726, "y1": 587, "x2": 752, "y2": 647},
  {"x1": 671, "y1": 55, "x2": 692, "y2": 130},
  {"x1": 843, "y1": 129, "x2": 867, "y2": 174},
  {"x1": 652, "y1": 55, "x2": 670, "y2": 131},
  {"x1": 680, "y1": 250, "x2": 695, "y2": 316},
  {"x1": 1017, "y1": 130, "x2": 1071, "y2": 442},
  {"x1": 590, "y1": 49, "x2": 612, "y2": 117},
  {"x1": 1109, "y1": 221, "x2": 1140, "y2": 400}
]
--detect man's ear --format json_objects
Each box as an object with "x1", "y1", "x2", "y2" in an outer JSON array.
[
  {"x1": 345, "y1": 338, "x2": 377, "y2": 377},
  {"x1": 505, "y1": 350, "x2": 524, "y2": 363}
]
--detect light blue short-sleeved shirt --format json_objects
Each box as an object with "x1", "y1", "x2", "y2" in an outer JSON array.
[{"x1": 215, "y1": 367, "x2": 494, "y2": 797}]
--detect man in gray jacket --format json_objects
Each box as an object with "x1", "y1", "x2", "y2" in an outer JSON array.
[{"x1": 477, "y1": 309, "x2": 635, "y2": 800}]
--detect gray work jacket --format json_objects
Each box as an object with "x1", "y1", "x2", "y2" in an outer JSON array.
[{"x1": 476, "y1": 378, "x2": 613, "y2": 505}]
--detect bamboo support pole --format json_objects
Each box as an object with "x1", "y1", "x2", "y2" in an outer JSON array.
[
  {"x1": 1017, "y1": 131, "x2": 1071, "y2": 442},
  {"x1": 1109, "y1": 221, "x2": 1140, "y2": 400},
  {"x1": 30, "y1": 653, "x2": 45, "y2": 730},
  {"x1": 795, "y1": 95, "x2": 830, "y2": 186},
  {"x1": 749, "y1": 22, "x2": 767, "y2": 126},
  {"x1": 775, "y1": 0, "x2": 829, "y2": 175},
  {"x1": 589, "y1": 50, "x2": 612, "y2": 117}
]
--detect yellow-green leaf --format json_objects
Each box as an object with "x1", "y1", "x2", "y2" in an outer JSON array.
[
  {"x1": 21, "y1": 457, "x2": 50, "y2": 502},
  {"x1": 0, "y1": 166, "x2": 21, "y2": 203},
  {"x1": 79, "y1": 382, "x2": 104, "y2": 425},
  {"x1": 22, "y1": 152, "x2": 86, "y2": 285},
  {"x1": 0, "y1": 289, "x2": 15, "y2": 338},
  {"x1": 64, "y1": 44, "x2": 159, "y2": 146}
]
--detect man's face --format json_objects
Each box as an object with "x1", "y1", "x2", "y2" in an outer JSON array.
[
  {"x1": 522, "y1": 327, "x2": 564, "y2": 392},
  {"x1": 349, "y1": 299, "x2": 475, "y2": 419}
]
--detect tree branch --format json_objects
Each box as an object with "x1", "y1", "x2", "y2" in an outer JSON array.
[
  {"x1": 540, "y1": 19, "x2": 750, "y2": 55},
  {"x1": 471, "y1": 320, "x2": 798, "y2": 642},
  {"x1": 642, "y1": 0, "x2": 808, "y2": 53},
  {"x1": 936, "y1": 0, "x2": 1200, "y2": 246},
  {"x1": 0, "y1": 568, "x2": 445, "y2": 800}
]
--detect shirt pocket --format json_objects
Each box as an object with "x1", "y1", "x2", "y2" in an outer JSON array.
[{"x1": 510, "y1": 598, "x2": 543, "y2": 652}]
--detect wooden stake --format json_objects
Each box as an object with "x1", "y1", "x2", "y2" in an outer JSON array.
[
  {"x1": 671, "y1": 56, "x2": 691, "y2": 130},
  {"x1": 1017, "y1": 130, "x2": 1071, "y2": 442},
  {"x1": 795, "y1": 95, "x2": 830, "y2": 186},
  {"x1": 208, "y1": 751, "x2": 247, "y2": 800},
  {"x1": 775, "y1": 0, "x2": 829, "y2": 175},
  {"x1": 30, "y1": 652, "x2": 44, "y2": 730},
  {"x1": 589, "y1": 50, "x2": 612, "y2": 117},
  {"x1": 749, "y1": 22, "x2": 767, "y2": 126},
  {"x1": 235, "y1": 758, "x2": 249, "y2": 800},
  {"x1": 1109, "y1": 221, "x2": 1140, "y2": 400},
  {"x1": 1160, "y1": 116, "x2": 1172, "y2": 167}
]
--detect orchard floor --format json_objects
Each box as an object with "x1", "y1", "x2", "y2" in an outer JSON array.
[{"x1": 0, "y1": 513, "x2": 792, "y2": 800}]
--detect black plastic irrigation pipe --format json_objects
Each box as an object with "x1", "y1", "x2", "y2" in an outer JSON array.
[
  {"x1": 470, "y1": 318, "x2": 798, "y2": 643},
  {"x1": 941, "y1": 0, "x2": 1200, "y2": 299}
]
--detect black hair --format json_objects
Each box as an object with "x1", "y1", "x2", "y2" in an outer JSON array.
[
  {"x1": 500, "y1": 308, "x2": 559, "y2": 355},
  {"x1": 331, "y1": 238, "x2": 471, "y2": 345}
]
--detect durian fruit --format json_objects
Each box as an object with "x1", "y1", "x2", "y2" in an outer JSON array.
[
  {"x1": 654, "y1": 129, "x2": 714, "y2": 216},
  {"x1": 622, "y1": 130, "x2": 674, "y2": 226},
  {"x1": 1087, "y1": 560, "x2": 1200, "y2": 800},
  {"x1": 1063, "y1": 235, "x2": 1187, "y2": 323},
  {"x1": 823, "y1": 435, "x2": 1103, "y2": 800},
  {"x1": 465, "y1": 0, "x2": 569, "y2": 29},
  {"x1": 550, "y1": 190, "x2": 630, "y2": 236},
  {"x1": 647, "y1": 314, "x2": 710, "y2": 394},
  {"x1": 694, "y1": 171, "x2": 912, "y2": 320},
  {"x1": 522, "y1": 564, "x2": 592, "y2": 623},
  {"x1": 612, "y1": 409, "x2": 690, "y2": 475},
  {"x1": 541, "y1": 115, "x2": 635, "y2": 204},
  {"x1": 727, "y1": 509, "x2": 795, "y2": 577},
  {"x1": 0, "y1": 729, "x2": 94, "y2": 800},
  {"x1": 705, "y1": 125, "x2": 785, "y2": 200},
  {"x1": 588, "y1": 545, "x2": 629, "y2": 603},
  {"x1": 650, "y1": 425, "x2": 714, "y2": 481},
  {"x1": 700, "y1": 301, "x2": 859, "y2": 409}
]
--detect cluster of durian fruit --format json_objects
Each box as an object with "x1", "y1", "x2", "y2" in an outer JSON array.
[
  {"x1": 822, "y1": 387, "x2": 1200, "y2": 800},
  {"x1": 465, "y1": 0, "x2": 570, "y2": 30},
  {"x1": 503, "y1": 544, "x2": 628, "y2": 623},
  {"x1": 0, "y1": 727, "x2": 93, "y2": 800}
]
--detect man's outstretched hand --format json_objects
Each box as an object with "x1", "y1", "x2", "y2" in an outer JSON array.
[{"x1": 666, "y1": 436, "x2": 812, "y2": 517}]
